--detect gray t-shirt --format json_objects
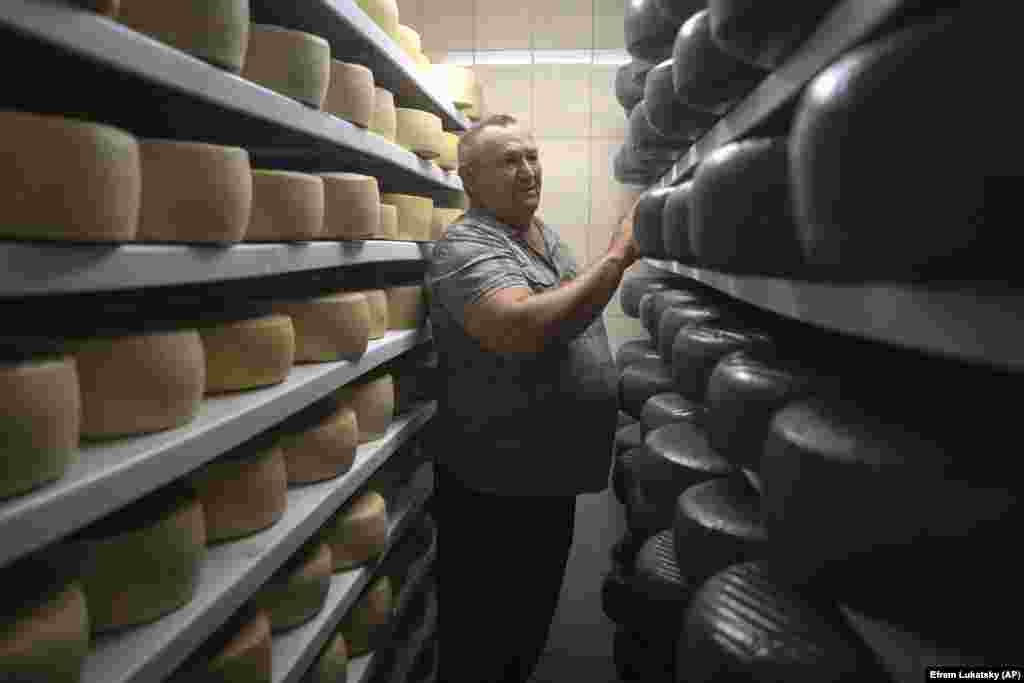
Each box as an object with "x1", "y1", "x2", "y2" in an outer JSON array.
[{"x1": 425, "y1": 207, "x2": 619, "y2": 496}]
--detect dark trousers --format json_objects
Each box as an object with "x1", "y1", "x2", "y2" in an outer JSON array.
[{"x1": 436, "y1": 463, "x2": 576, "y2": 683}]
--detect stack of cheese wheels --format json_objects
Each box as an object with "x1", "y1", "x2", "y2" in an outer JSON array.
[
  {"x1": 355, "y1": 0, "x2": 399, "y2": 38},
  {"x1": 199, "y1": 314, "x2": 296, "y2": 393},
  {"x1": 431, "y1": 207, "x2": 462, "y2": 241},
  {"x1": 336, "y1": 372, "x2": 395, "y2": 443},
  {"x1": 325, "y1": 61, "x2": 375, "y2": 128},
  {"x1": 382, "y1": 193, "x2": 433, "y2": 241},
  {"x1": 386, "y1": 285, "x2": 426, "y2": 331},
  {"x1": 341, "y1": 576, "x2": 393, "y2": 657},
  {"x1": 65, "y1": 329, "x2": 205, "y2": 438},
  {"x1": 394, "y1": 24, "x2": 421, "y2": 57},
  {"x1": 0, "y1": 111, "x2": 141, "y2": 242},
  {"x1": 0, "y1": 355, "x2": 81, "y2": 500},
  {"x1": 137, "y1": 140, "x2": 252, "y2": 243},
  {"x1": 74, "y1": 482, "x2": 206, "y2": 633},
  {"x1": 180, "y1": 609, "x2": 273, "y2": 683},
  {"x1": 320, "y1": 173, "x2": 380, "y2": 239},
  {"x1": 371, "y1": 87, "x2": 398, "y2": 141},
  {"x1": 117, "y1": 0, "x2": 250, "y2": 72},
  {"x1": 247, "y1": 170, "x2": 325, "y2": 241},
  {"x1": 430, "y1": 64, "x2": 476, "y2": 110},
  {"x1": 347, "y1": 289, "x2": 388, "y2": 339},
  {"x1": 396, "y1": 109, "x2": 444, "y2": 159},
  {"x1": 190, "y1": 438, "x2": 288, "y2": 543},
  {"x1": 274, "y1": 396, "x2": 359, "y2": 485},
  {"x1": 311, "y1": 630, "x2": 349, "y2": 683},
  {"x1": 273, "y1": 292, "x2": 371, "y2": 363},
  {"x1": 242, "y1": 25, "x2": 332, "y2": 108},
  {"x1": 378, "y1": 204, "x2": 399, "y2": 240},
  {"x1": 438, "y1": 132, "x2": 459, "y2": 171},
  {"x1": 252, "y1": 541, "x2": 333, "y2": 632},
  {"x1": 322, "y1": 490, "x2": 389, "y2": 572}
]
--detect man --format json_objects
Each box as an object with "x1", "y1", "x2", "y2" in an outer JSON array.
[{"x1": 426, "y1": 113, "x2": 640, "y2": 683}]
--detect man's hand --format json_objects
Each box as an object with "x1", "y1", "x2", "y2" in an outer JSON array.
[{"x1": 609, "y1": 195, "x2": 642, "y2": 268}]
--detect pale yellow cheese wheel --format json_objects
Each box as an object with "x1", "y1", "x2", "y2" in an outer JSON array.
[
  {"x1": 379, "y1": 204, "x2": 399, "y2": 240},
  {"x1": 395, "y1": 109, "x2": 443, "y2": 160},
  {"x1": 190, "y1": 443, "x2": 288, "y2": 543},
  {"x1": 386, "y1": 285, "x2": 426, "y2": 330},
  {"x1": 438, "y1": 132, "x2": 459, "y2": 171},
  {"x1": 76, "y1": 484, "x2": 207, "y2": 633},
  {"x1": 325, "y1": 61, "x2": 375, "y2": 128},
  {"x1": 200, "y1": 314, "x2": 295, "y2": 393},
  {"x1": 350, "y1": 289, "x2": 388, "y2": 339},
  {"x1": 117, "y1": 0, "x2": 250, "y2": 72},
  {"x1": 277, "y1": 405, "x2": 359, "y2": 485},
  {"x1": 247, "y1": 170, "x2": 325, "y2": 241},
  {"x1": 381, "y1": 193, "x2": 433, "y2": 241},
  {"x1": 429, "y1": 64, "x2": 476, "y2": 110},
  {"x1": 431, "y1": 207, "x2": 462, "y2": 241},
  {"x1": 273, "y1": 293, "x2": 371, "y2": 363},
  {"x1": 253, "y1": 542, "x2": 332, "y2": 632},
  {"x1": 70, "y1": 330, "x2": 205, "y2": 439},
  {"x1": 0, "y1": 112, "x2": 140, "y2": 242},
  {"x1": 335, "y1": 374, "x2": 394, "y2": 443},
  {"x1": 394, "y1": 25, "x2": 421, "y2": 55},
  {"x1": 137, "y1": 140, "x2": 251, "y2": 243},
  {"x1": 355, "y1": 0, "x2": 399, "y2": 38},
  {"x1": 242, "y1": 24, "x2": 332, "y2": 108},
  {"x1": 311, "y1": 631, "x2": 349, "y2": 683},
  {"x1": 320, "y1": 173, "x2": 380, "y2": 240},
  {"x1": 371, "y1": 87, "x2": 397, "y2": 142},
  {"x1": 0, "y1": 582, "x2": 89, "y2": 683},
  {"x1": 341, "y1": 576, "x2": 392, "y2": 657},
  {"x1": 322, "y1": 491, "x2": 388, "y2": 572},
  {"x1": 198, "y1": 611, "x2": 273, "y2": 683},
  {"x1": 0, "y1": 356, "x2": 81, "y2": 500}
]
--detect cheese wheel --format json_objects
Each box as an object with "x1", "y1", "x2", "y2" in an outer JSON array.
[
  {"x1": 643, "y1": 59, "x2": 715, "y2": 140},
  {"x1": 429, "y1": 65, "x2": 476, "y2": 110},
  {"x1": 619, "y1": 273, "x2": 687, "y2": 317},
  {"x1": 431, "y1": 208, "x2": 462, "y2": 241},
  {"x1": 247, "y1": 170, "x2": 325, "y2": 241},
  {"x1": 276, "y1": 404, "x2": 359, "y2": 485},
  {"x1": 395, "y1": 109, "x2": 443, "y2": 159},
  {"x1": 190, "y1": 443, "x2": 288, "y2": 543},
  {"x1": 386, "y1": 285, "x2": 425, "y2": 330},
  {"x1": 325, "y1": 61, "x2": 376, "y2": 128},
  {"x1": 198, "y1": 611, "x2": 272, "y2": 683},
  {"x1": 615, "y1": 340, "x2": 660, "y2": 372},
  {"x1": 274, "y1": 293, "x2": 371, "y2": 363},
  {"x1": 620, "y1": 358, "x2": 675, "y2": 419},
  {"x1": 438, "y1": 132, "x2": 459, "y2": 171},
  {"x1": 638, "y1": 289, "x2": 705, "y2": 339},
  {"x1": 395, "y1": 25, "x2": 421, "y2": 55},
  {"x1": 633, "y1": 186, "x2": 674, "y2": 259},
  {"x1": 242, "y1": 25, "x2": 332, "y2": 108},
  {"x1": 76, "y1": 483, "x2": 206, "y2": 633},
  {"x1": 378, "y1": 203, "x2": 399, "y2": 240},
  {"x1": 381, "y1": 194, "x2": 433, "y2": 241},
  {"x1": 0, "y1": 356, "x2": 80, "y2": 500},
  {"x1": 709, "y1": 0, "x2": 839, "y2": 69},
  {"x1": 336, "y1": 373, "x2": 394, "y2": 442},
  {"x1": 662, "y1": 179, "x2": 697, "y2": 264},
  {"x1": 0, "y1": 582, "x2": 89, "y2": 683},
  {"x1": 670, "y1": 324, "x2": 773, "y2": 401},
  {"x1": 137, "y1": 140, "x2": 251, "y2": 243},
  {"x1": 117, "y1": 0, "x2": 249, "y2": 72},
  {"x1": 320, "y1": 173, "x2": 380, "y2": 240},
  {"x1": 200, "y1": 314, "x2": 295, "y2": 393},
  {"x1": 625, "y1": 0, "x2": 681, "y2": 62},
  {"x1": 656, "y1": 303, "x2": 733, "y2": 361},
  {"x1": 355, "y1": 0, "x2": 399, "y2": 37},
  {"x1": 371, "y1": 87, "x2": 398, "y2": 142},
  {"x1": 311, "y1": 631, "x2": 349, "y2": 683},
  {"x1": 0, "y1": 112, "x2": 140, "y2": 242},
  {"x1": 615, "y1": 59, "x2": 656, "y2": 115},
  {"x1": 322, "y1": 491, "x2": 388, "y2": 572},
  {"x1": 349, "y1": 289, "x2": 388, "y2": 339},
  {"x1": 341, "y1": 576, "x2": 392, "y2": 657},
  {"x1": 641, "y1": 392, "x2": 703, "y2": 431},
  {"x1": 70, "y1": 330, "x2": 205, "y2": 438},
  {"x1": 253, "y1": 542, "x2": 333, "y2": 632}
]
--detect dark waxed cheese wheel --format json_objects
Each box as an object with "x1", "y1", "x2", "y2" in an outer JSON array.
[
  {"x1": 690, "y1": 138, "x2": 805, "y2": 276},
  {"x1": 681, "y1": 562, "x2": 889, "y2": 682},
  {"x1": 655, "y1": 0, "x2": 709, "y2": 24},
  {"x1": 641, "y1": 422, "x2": 734, "y2": 508},
  {"x1": 615, "y1": 422, "x2": 649, "y2": 458},
  {"x1": 613, "y1": 142, "x2": 669, "y2": 186},
  {"x1": 639, "y1": 289, "x2": 705, "y2": 339},
  {"x1": 643, "y1": 59, "x2": 717, "y2": 140},
  {"x1": 634, "y1": 529, "x2": 694, "y2": 615},
  {"x1": 615, "y1": 59, "x2": 656, "y2": 114},
  {"x1": 625, "y1": 0, "x2": 683, "y2": 62},
  {"x1": 618, "y1": 410, "x2": 637, "y2": 428},
  {"x1": 671, "y1": 324, "x2": 772, "y2": 401},
  {"x1": 673, "y1": 475, "x2": 766, "y2": 583},
  {"x1": 662, "y1": 179, "x2": 697, "y2": 263},
  {"x1": 615, "y1": 339, "x2": 661, "y2": 371},
  {"x1": 634, "y1": 186, "x2": 675, "y2": 259},
  {"x1": 672, "y1": 9, "x2": 766, "y2": 114},
  {"x1": 620, "y1": 274, "x2": 688, "y2": 318},
  {"x1": 613, "y1": 446, "x2": 643, "y2": 506},
  {"x1": 656, "y1": 302, "x2": 735, "y2": 361},
  {"x1": 709, "y1": 0, "x2": 840, "y2": 69},
  {"x1": 625, "y1": 472, "x2": 669, "y2": 538},
  {"x1": 620, "y1": 358, "x2": 676, "y2": 419},
  {"x1": 641, "y1": 392, "x2": 704, "y2": 431},
  {"x1": 628, "y1": 101, "x2": 691, "y2": 157}
]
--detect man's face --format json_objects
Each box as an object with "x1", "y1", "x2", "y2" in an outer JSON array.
[{"x1": 464, "y1": 124, "x2": 542, "y2": 224}]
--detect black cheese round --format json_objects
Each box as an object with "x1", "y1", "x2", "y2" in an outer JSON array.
[
  {"x1": 615, "y1": 422, "x2": 649, "y2": 458},
  {"x1": 620, "y1": 358, "x2": 676, "y2": 419},
  {"x1": 643, "y1": 422, "x2": 734, "y2": 506},
  {"x1": 635, "y1": 529, "x2": 693, "y2": 608},
  {"x1": 627, "y1": 103, "x2": 690, "y2": 168},
  {"x1": 616, "y1": 59, "x2": 656, "y2": 114},
  {"x1": 625, "y1": 0, "x2": 683, "y2": 62},
  {"x1": 613, "y1": 141, "x2": 669, "y2": 186},
  {"x1": 634, "y1": 186, "x2": 676, "y2": 259},
  {"x1": 615, "y1": 446, "x2": 643, "y2": 509},
  {"x1": 670, "y1": 323, "x2": 772, "y2": 401},
  {"x1": 641, "y1": 392, "x2": 704, "y2": 431},
  {"x1": 639, "y1": 289, "x2": 704, "y2": 340},
  {"x1": 619, "y1": 274, "x2": 686, "y2": 318},
  {"x1": 662, "y1": 180, "x2": 697, "y2": 264},
  {"x1": 643, "y1": 59, "x2": 717, "y2": 141},
  {"x1": 616, "y1": 339, "x2": 661, "y2": 371},
  {"x1": 618, "y1": 410, "x2": 637, "y2": 428},
  {"x1": 655, "y1": 303, "x2": 734, "y2": 362},
  {"x1": 708, "y1": 0, "x2": 840, "y2": 69}
]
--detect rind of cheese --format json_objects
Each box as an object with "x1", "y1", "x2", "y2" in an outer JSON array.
[
  {"x1": 350, "y1": 289, "x2": 388, "y2": 339},
  {"x1": 325, "y1": 61, "x2": 375, "y2": 128},
  {"x1": 321, "y1": 491, "x2": 388, "y2": 572},
  {"x1": 200, "y1": 314, "x2": 296, "y2": 393},
  {"x1": 381, "y1": 193, "x2": 433, "y2": 241},
  {"x1": 378, "y1": 204, "x2": 399, "y2": 240},
  {"x1": 429, "y1": 65, "x2": 476, "y2": 110},
  {"x1": 312, "y1": 631, "x2": 349, "y2": 683},
  {"x1": 117, "y1": 0, "x2": 250, "y2": 72},
  {"x1": 335, "y1": 373, "x2": 395, "y2": 443},
  {"x1": 371, "y1": 87, "x2": 398, "y2": 142},
  {"x1": 247, "y1": 170, "x2": 325, "y2": 242},
  {"x1": 395, "y1": 109, "x2": 443, "y2": 159},
  {"x1": 0, "y1": 112, "x2": 140, "y2": 242},
  {"x1": 273, "y1": 293, "x2": 371, "y2": 363},
  {"x1": 386, "y1": 285, "x2": 425, "y2": 330},
  {"x1": 70, "y1": 330, "x2": 206, "y2": 439},
  {"x1": 242, "y1": 24, "x2": 332, "y2": 108},
  {"x1": 190, "y1": 444, "x2": 288, "y2": 543},
  {"x1": 0, "y1": 356, "x2": 81, "y2": 500},
  {"x1": 202, "y1": 611, "x2": 273, "y2": 683},
  {"x1": 355, "y1": 0, "x2": 399, "y2": 37},
  {"x1": 0, "y1": 582, "x2": 89, "y2": 683},
  {"x1": 431, "y1": 208, "x2": 462, "y2": 241},
  {"x1": 320, "y1": 173, "x2": 381, "y2": 240},
  {"x1": 137, "y1": 140, "x2": 251, "y2": 243},
  {"x1": 253, "y1": 542, "x2": 333, "y2": 632},
  {"x1": 438, "y1": 132, "x2": 459, "y2": 171},
  {"x1": 341, "y1": 576, "x2": 392, "y2": 657},
  {"x1": 277, "y1": 405, "x2": 359, "y2": 485},
  {"x1": 394, "y1": 25, "x2": 421, "y2": 55}
]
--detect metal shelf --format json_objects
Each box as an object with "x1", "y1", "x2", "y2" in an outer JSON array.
[
  {"x1": 0, "y1": 0, "x2": 462, "y2": 198},
  {"x1": 0, "y1": 240, "x2": 432, "y2": 297},
  {"x1": 644, "y1": 259, "x2": 1024, "y2": 371},
  {"x1": 80, "y1": 402, "x2": 436, "y2": 683},
  {"x1": 0, "y1": 328, "x2": 431, "y2": 569},
  {"x1": 251, "y1": 0, "x2": 469, "y2": 132}
]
